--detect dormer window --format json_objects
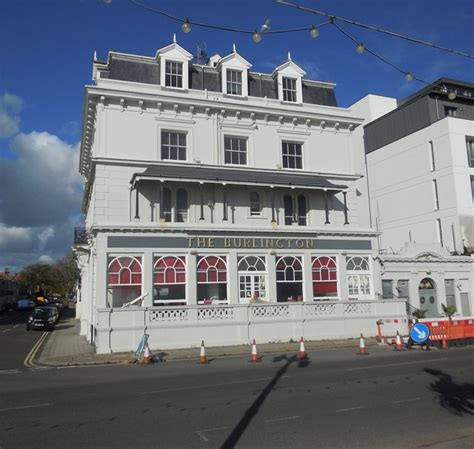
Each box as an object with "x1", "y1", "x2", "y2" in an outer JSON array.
[
  {"x1": 156, "y1": 35, "x2": 192, "y2": 90},
  {"x1": 282, "y1": 77, "x2": 297, "y2": 102},
  {"x1": 218, "y1": 44, "x2": 252, "y2": 98},
  {"x1": 165, "y1": 61, "x2": 183, "y2": 88},
  {"x1": 272, "y1": 53, "x2": 305, "y2": 104},
  {"x1": 227, "y1": 69, "x2": 243, "y2": 95}
]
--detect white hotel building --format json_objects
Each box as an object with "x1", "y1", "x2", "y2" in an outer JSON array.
[{"x1": 75, "y1": 37, "x2": 408, "y2": 353}]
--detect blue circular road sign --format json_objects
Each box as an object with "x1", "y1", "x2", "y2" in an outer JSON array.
[{"x1": 410, "y1": 323, "x2": 430, "y2": 343}]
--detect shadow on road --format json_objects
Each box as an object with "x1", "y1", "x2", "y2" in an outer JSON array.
[
  {"x1": 424, "y1": 368, "x2": 474, "y2": 416},
  {"x1": 220, "y1": 354, "x2": 310, "y2": 449}
]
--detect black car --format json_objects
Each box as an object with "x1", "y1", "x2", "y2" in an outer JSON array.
[{"x1": 26, "y1": 307, "x2": 58, "y2": 331}]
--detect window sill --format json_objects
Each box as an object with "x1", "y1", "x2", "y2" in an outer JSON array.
[
  {"x1": 162, "y1": 86, "x2": 189, "y2": 93},
  {"x1": 223, "y1": 94, "x2": 248, "y2": 101}
]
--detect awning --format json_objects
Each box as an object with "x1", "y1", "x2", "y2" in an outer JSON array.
[{"x1": 131, "y1": 164, "x2": 347, "y2": 191}]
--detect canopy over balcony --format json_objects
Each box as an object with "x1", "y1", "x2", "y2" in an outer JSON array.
[{"x1": 131, "y1": 164, "x2": 348, "y2": 191}]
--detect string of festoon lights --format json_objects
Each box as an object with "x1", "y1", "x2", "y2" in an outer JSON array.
[{"x1": 102, "y1": 0, "x2": 473, "y2": 96}]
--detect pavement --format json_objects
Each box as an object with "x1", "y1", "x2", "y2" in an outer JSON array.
[{"x1": 35, "y1": 311, "x2": 383, "y2": 366}]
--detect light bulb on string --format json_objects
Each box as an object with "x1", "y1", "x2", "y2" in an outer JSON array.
[
  {"x1": 356, "y1": 43, "x2": 365, "y2": 54},
  {"x1": 448, "y1": 91, "x2": 457, "y2": 100},
  {"x1": 252, "y1": 30, "x2": 262, "y2": 43},
  {"x1": 181, "y1": 19, "x2": 192, "y2": 33},
  {"x1": 404, "y1": 72, "x2": 413, "y2": 81},
  {"x1": 310, "y1": 25, "x2": 319, "y2": 38}
]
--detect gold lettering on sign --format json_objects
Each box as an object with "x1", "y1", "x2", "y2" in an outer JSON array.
[
  {"x1": 287, "y1": 239, "x2": 292, "y2": 248},
  {"x1": 276, "y1": 239, "x2": 284, "y2": 249},
  {"x1": 208, "y1": 238, "x2": 215, "y2": 248},
  {"x1": 225, "y1": 238, "x2": 232, "y2": 248},
  {"x1": 265, "y1": 239, "x2": 274, "y2": 248},
  {"x1": 296, "y1": 239, "x2": 304, "y2": 249},
  {"x1": 234, "y1": 238, "x2": 242, "y2": 248},
  {"x1": 245, "y1": 239, "x2": 253, "y2": 248},
  {"x1": 186, "y1": 237, "x2": 194, "y2": 247},
  {"x1": 197, "y1": 237, "x2": 206, "y2": 248},
  {"x1": 306, "y1": 240, "x2": 315, "y2": 249}
]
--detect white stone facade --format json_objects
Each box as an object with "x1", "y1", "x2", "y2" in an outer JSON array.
[{"x1": 76, "y1": 40, "x2": 410, "y2": 353}]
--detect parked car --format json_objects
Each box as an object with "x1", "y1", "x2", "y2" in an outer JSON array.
[
  {"x1": 43, "y1": 305, "x2": 61, "y2": 322},
  {"x1": 26, "y1": 307, "x2": 58, "y2": 331}
]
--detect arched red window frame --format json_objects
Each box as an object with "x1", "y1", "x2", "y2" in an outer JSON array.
[{"x1": 108, "y1": 256, "x2": 142, "y2": 287}]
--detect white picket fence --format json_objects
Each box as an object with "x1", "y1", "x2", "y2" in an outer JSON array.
[{"x1": 95, "y1": 300, "x2": 408, "y2": 354}]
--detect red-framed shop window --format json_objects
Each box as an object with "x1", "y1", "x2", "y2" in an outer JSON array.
[
  {"x1": 107, "y1": 256, "x2": 142, "y2": 308},
  {"x1": 197, "y1": 256, "x2": 227, "y2": 303},
  {"x1": 153, "y1": 256, "x2": 186, "y2": 305},
  {"x1": 312, "y1": 256, "x2": 338, "y2": 299}
]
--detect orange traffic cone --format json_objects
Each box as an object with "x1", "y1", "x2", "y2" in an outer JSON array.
[
  {"x1": 394, "y1": 331, "x2": 403, "y2": 351},
  {"x1": 199, "y1": 340, "x2": 207, "y2": 364},
  {"x1": 249, "y1": 338, "x2": 260, "y2": 362},
  {"x1": 357, "y1": 333, "x2": 367, "y2": 355},
  {"x1": 441, "y1": 338, "x2": 448, "y2": 349},
  {"x1": 298, "y1": 337, "x2": 308, "y2": 360},
  {"x1": 143, "y1": 344, "x2": 151, "y2": 364}
]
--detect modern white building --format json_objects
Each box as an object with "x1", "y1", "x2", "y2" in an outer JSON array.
[
  {"x1": 352, "y1": 79, "x2": 474, "y2": 318},
  {"x1": 75, "y1": 37, "x2": 407, "y2": 353}
]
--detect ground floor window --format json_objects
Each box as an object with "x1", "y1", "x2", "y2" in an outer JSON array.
[
  {"x1": 347, "y1": 256, "x2": 372, "y2": 299},
  {"x1": 276, "y1": 256, "x2": 303, "y2": 302},
  {"x1": 197, "y1": 256, "x2": 228, "y2": 304},
  {"x1": 312, "y1": 256, "x2": 338, "y2": 300},
  {"x1": 153, "y1": 256, "x2": 186, "y2": 305},
  {"x1": 238, "y1": 256, "x2": 267, "y2": 303},
  {"x1": 107, "y1": 256, "x2": 142, "y2": 308}
]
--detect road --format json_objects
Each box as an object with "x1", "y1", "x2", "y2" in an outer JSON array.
[
  {"x1": 0, "y1": 309, "x2": 46, "y2": 371},
  {"x1": 0, "y1": 311, "x2": 473, "y2": 448}
]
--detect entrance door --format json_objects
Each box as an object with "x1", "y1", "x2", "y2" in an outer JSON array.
[{"x1": 419, "y1": 278, "x2": 438, "y2": 318}]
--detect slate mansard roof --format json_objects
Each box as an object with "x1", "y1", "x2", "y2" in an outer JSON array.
[{"x1": 97, "y1": 53, "x2": 338, "y2": 107}]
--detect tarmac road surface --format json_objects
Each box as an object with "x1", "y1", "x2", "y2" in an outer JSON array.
[{"x1": 0, "y1": 337, "x2": 473, "y2": 449}]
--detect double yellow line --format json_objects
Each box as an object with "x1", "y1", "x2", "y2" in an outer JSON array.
[{"x1": 24, "y1": 332, "x2": 49, "y2": 368}]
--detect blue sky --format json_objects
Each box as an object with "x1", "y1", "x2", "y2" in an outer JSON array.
[{"x1": 0, "y1": 0, "x2": 473, "y2": 272}]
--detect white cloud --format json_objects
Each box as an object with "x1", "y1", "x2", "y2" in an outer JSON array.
[
  {"x1": 0, "y1": 94, "x2": 84, "y2": 272},
  {"x1": 0, "y1": 131, "x2": 82, "y2": 227},
  {"x1": 0, "y1": 93, "x2": 23, "y2": 138},
  {"x1": 0, "y1": 224, "x2": 34, "y2": 252},
  {"x1": 38, "y1": 226, "x2": 55, "y2": 250},
  {"x1": 38, "y1": 255, "x2": 54, "y2": 264}
]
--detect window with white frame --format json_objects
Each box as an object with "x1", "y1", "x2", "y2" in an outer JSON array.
[
  {"x1": 467, "y1": 137, "x2": 474, "y2": 167},
  {"x1": 282, "y1": 141, "x2": 303, "y2": 169},
  {"x1": 197, "y1": 256, "x2": 228, "y2": 303},
  {"x1": 283, "y1": 194, "x2": 307, "y2": 226},
  {"x1": 226, "y1": 69, "x2": 243, "y2": 95},
  {"x1": 153, "y1": 256, "x2": 186, "y2": 305},
  {"x1": 165, "y1": 60, "x2": 183, "y2": 88},
  {"x1": 238, "y1": 256, "x2": 267, "y2": 303},
  {"x1": 161, "y1": 187, "x2": 188, "y2": 223},
  {"x1": 346, "y1": 256, "x2": 372, "y2": 299},
  {"x1": 282, "y1": 77, "x2": 297, "y2": 102},
  {"x1": 176, "y1": 189, "x2": 188, "y2": 222},
  {"x1": 276, "y1": 256, "x2": 303, "y2": 302},
  {"x1": 107, "y1": 256, "x2": 142, "y2": 308},
  {"x1": 224, "y1": 136, "x2": 247, "y2": 165},
  {"x1": 250, "y1": 192, "x2": 261, "y2": 216},
  {"x1": 312, "y1": 256, "x2": 338, "y2": 299},
  {"x1": 161, "y1": 131, "x2": 187, "y2": 161}
]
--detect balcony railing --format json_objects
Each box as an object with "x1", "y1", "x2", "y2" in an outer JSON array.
[{"x1": 74, "y1": 227, "x2": 89, "y2": 245}]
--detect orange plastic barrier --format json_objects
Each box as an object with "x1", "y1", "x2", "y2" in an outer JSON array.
[{"x1": 422, "y1": 319, "x2": 474, "y2": 341}]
